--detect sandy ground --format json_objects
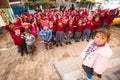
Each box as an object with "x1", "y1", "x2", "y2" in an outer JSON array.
[{"x1": 0, "y1": 27, "x2": 120, "y2": 80}]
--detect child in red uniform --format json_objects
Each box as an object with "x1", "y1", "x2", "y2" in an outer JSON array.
[
  {"x1": 92, "y1": 16, "x2": 100, "y2": 39},
  {"x1": 13, "y1": 25, "x2": 28, "y2": 56},
  {"x1": 83, "y1": 15, "x2": 94, "y2": 42},
  {"x1": 5, "y1": 22, "x2": 16, "y2": 45},
  {"x1": 65, "y1": 19, "x2": 74, "y2": 45},
  {"x1": 103, "y1": 9, "x2": 112, "y2": 29},
  {"x1": 75, "y1": 18, "x2": 85, "y2": 42},
  {"x1": 55, "y1": 19, "x2": 64, "y2": 47},
  {"x1": 49, "y1": 20, "x2": 56, "y2": 45}
]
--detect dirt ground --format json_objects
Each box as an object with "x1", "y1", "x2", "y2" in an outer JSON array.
[{"x1": 0, "y1": 27, "x2": 120, "y2": 80}]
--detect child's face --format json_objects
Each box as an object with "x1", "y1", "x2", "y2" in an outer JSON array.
[
  {"x1": 49, "y1": 21, "x2": 53, "y2": 25},
  {"x1": 69, "y1": 20, "x2": 73, "y2": 24},
  {"x1": 78, "y1": 20, "x2": 82, "y2": 24},
  {"x1": 88, "y1": 17, "x2": 92, "y2": 20},
  {"x1": 44, "y1": 26, "x2": 48, "y2": 30},
  {"x1": 94, "y1": 32, "x2": 108, "y2": 46},
  {"x1": 15, "y1": 29, "x2": 20, "y2": 36},
  {"x1": 9, "y1": 24, "x2": 14, "y2": 29},
  {"x1": 25, "y1": 32, "x2": 30, "y2": 36},
  {"x1": 58, "y1": 22, "x2": 62, "y2": 26},
  {"x1": 95, "y1": 17, "x2": 99, "y2": 21}
]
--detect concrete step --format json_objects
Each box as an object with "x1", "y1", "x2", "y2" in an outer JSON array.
[{"x1": 54, "y1": 46, "x2": 120, "y2": 80}]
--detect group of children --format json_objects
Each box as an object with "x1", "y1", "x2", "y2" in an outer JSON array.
[
  {"x1": 5, "y1": 7, "x2": 118, "y2": 55},
  {"x1": 5, "y1": 6, "x2": 118, "y2": 80}
]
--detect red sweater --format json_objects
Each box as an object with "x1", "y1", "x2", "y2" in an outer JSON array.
[
  {"x1": 93, "y1": 21, "x2": 100, "y2": 30},
  {"x1": 14, "y1": 33, "x2": 25, "y2": 45},
  {"x1": 86, "y1": 20, "x2": 94, "y2": 30},
  {"x1": 66, "y1": 24, "x2": 74, "y2": 33},
  {"x1": 56, "y1": 25, "x2": 64, "y2": 32},
  {"x1": 76, "y1": 23, "x2": 84, "y2": 32}
]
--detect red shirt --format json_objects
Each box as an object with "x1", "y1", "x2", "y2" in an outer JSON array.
[
  {"x1": 56, "y1": 25, "x2": 64, "y2": 31},
  {"x1": 86, "y1": 20, "x2": 94, "y2": 30},
  {"x1": 14, "y1": 33, "x2": 25, "y2": 45},
  {"x1": 76, "y1": 23, "x2": 84, "y2": 32},
  {"x1": 93, "y1": 21, "x2": 100, "y2": 30},
  {"x1": 66, "y1": 24, "x2": 74, "y2": 33}
]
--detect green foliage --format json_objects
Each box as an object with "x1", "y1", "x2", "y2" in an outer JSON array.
[
  {"x1": 78, "y1": 0, "x2": 95, "y2": 4},
  {"x1": 24, "y1": 0, "x2": 56, "y2": 9}
]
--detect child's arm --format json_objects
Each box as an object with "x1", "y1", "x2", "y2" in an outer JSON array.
[
  {"x1": 48, "y1": 30, "x2": 52, "y2": 41},
  {"x1": 39, "y1": 30, "x2": 45, "y2": 37},
  {"x1": 98, "y1": 44, "x2": 112, "y2": 58}
]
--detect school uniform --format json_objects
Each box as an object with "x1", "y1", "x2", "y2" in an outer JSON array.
[
  {"x1": 55, "y1": 19, "x2": 65, "y2": 46},
  {"x1": 66, "y1": 23, "x2": 74, "y2": 44},
  {"x1": 75, "y1": 23, "x2": 84, "y2": 42},
  {"x1": 5, "y1": 25, "x2": 16, "y2": 45},
  {"x1": 103, "y1": 10, "x2": 112, "y2": 28},
  {"x1": 92, "y1": 20, "x2": 100, "y2": 39},
  {"x1": 13, "y1": 25, "x2": 28, "y2": 56},
  {"x1": 55, "y1": 25, "x2": 64, "y2": 44},
  {"x1": 84, "y1": 20, "x2": 94, "y2": 42},
  {"x1": 99, "y1": 10, "x2": 105, "y2": 28}
]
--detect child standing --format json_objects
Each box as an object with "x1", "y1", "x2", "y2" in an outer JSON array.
[
  {"x1": 29, "y1": 19, "x2": 37, "y2": 38},
  {"x1": 39, "y1": 25, "x2": 52, "y2": 50},
  {"x1": 21, "y1": 29, "x2": 36, "y2": 54},
  {"x1": 74, "y1": 18, "x2": 85, "y2": 42},
  {"x1": 55, "y1": 20, "x2": 64, "y2": 47},
  {"x1": 13, "y1": 25, "x2": 28, "y2": 56},
  {"x1": 91, "y1": 16, "x2": 100, "y2": 39},
  {"x1": 80, "y1": 28, "x2": 112, "y2": 80},
  {"x1": 83, "y1": 16, "x2": 94, "y2": 42},
  {"x1": 65, "y1": 19, "x2": 74, "y2": 45}
]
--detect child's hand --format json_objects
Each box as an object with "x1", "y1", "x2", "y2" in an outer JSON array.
[{"x1": 44, "y1": 34, "x2": 46, "y2": 36}]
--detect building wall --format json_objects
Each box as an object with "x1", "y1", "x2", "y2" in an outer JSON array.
[{"x1": 0, "y1": 0, "x2": 10, "y2": 8}]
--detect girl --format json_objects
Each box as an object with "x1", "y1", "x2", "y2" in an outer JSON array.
[
  {"x1": 65, "y1": 19, "x2": 74, "y2": 45},
  {"x1": 83, "y1": 15, "x2": 94, "y2": 42},
  {"x1": 74, "y1": 18, "x2": 85, "y2": 42},
  {"x1": 55, "y1": 20, "x2": 64, "y2": 47},
  {"x1": 39, "y1": 25, "x2": 52, "y2": 50},
  {"x1": 13, "y1": 25, "x2": 28, "y2": 56},
  {"x1": 91, "y1": 16, "x2": 100, "y2": 39},
  {"x1": 80, "y1": 28, "x2": 112, "y2": 80}
]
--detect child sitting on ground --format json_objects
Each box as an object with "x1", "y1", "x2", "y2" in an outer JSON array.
[{"x1": 80, "y1": 28, "x2": 112, "y2": 80}]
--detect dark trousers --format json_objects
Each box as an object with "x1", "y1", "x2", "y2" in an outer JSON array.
[
  {"x1": 18, "y1": 43, "x2": 28, "y2": 56},
  {"x1": 27, "y1": 44, "x2": 36, "y2": 54},
  {"x1": 66, "y1": 33, "x2": 73, "y2": 42},
  {"x1": 82, "y1": 28, "x2": 91, "y2": 41},
  {"x1": 74, "y1": 32, "x2": 82, "y2": 41},
  {"x1": 82, "y1": 64, "x2": 102, "y2": 78},
  {"x1": 103, "y1": 23, "x2": 110, "y2": 29}
]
